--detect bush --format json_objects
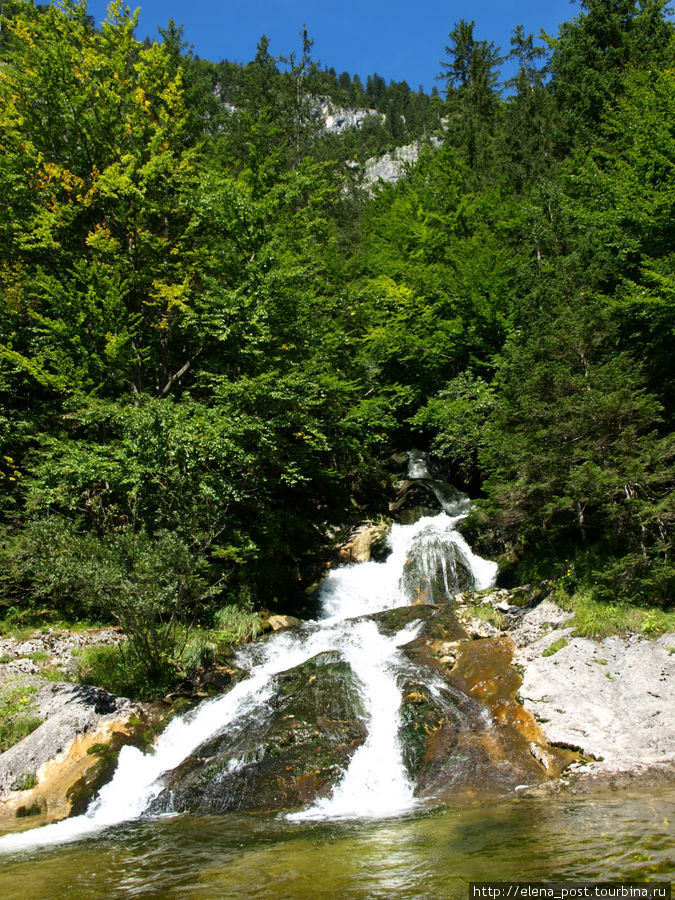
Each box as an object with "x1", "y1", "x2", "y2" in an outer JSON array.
[
  {"x1": 20, "y1": 520, "x2": 211, "y2": 679},
  {"x1": 76, "y1": 644, "x2": 177, "y2": 701},
  {"x1": 212, "y1": 604, "x2": 264, "y2": 644}
]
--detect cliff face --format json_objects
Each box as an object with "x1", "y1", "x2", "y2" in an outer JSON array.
[{"x1": 315, "y1": 98, "x2": 381, "y2": 134}]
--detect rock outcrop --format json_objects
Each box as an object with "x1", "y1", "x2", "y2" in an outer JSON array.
[
  {"x1": 147, "y1": 652, "x2": 367, "y2": 815},
  {"x1": 363, "y1": 139, "x2": 442, "y2": 188},
  {"x1": 316, "y1": 98, "x2": 381, "y2": 134},
  {"x1": 0, "y1": 680, "x2": 143, "y2": 824},
  {"x1": 454, "y1": 588, "x2": 675, "y2": 786},
  {"x1": 337, "y1": 521, "x2": 391, "y2": 564}
]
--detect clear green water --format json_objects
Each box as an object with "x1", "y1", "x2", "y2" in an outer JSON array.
[{"x1": 0, "y1": 788, "x2": 672, "y2": 899}]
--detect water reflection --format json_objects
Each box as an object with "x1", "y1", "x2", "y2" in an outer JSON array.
[{"x1": 0, "y1": 788, "x2": 672, "y2": 900}]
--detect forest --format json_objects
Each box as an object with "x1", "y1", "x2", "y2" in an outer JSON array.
[{"x1": 0, "y1": 0, "x2": 672, "y2": 692}]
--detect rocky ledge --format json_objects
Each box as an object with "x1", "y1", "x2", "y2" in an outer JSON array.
[
  {"x1": 454, "y1": 590, "x2": 675, "y2": 790},
  {"x1": 0, "y1": 678, "x2": 144, "y2": 825},
  {"x1": 0, "y1": 628, "x2": 153, "y2": 827},
  {"x1": 0, "y1": 593, "x2": 672, "y2": 826}
]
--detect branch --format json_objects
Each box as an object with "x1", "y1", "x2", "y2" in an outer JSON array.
[{"x1": 159, "y1": 357, "x2": 194, "y2": 397}]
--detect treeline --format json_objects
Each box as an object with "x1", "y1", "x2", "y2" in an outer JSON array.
[{"x1": 0, "y1": 0, "x2": 672, "y2": 679}]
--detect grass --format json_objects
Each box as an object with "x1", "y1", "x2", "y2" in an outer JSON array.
[
  {"x1": 0, "y1": 684, "x2": 42, "y2": 752},
  {"x1": 0, "y1": 606, "x2": 99, "y2": 640},
  {"x1": 212, "y1": 604, "x2": 264, "y2": 645},
  {"x1": 11, "y1": 773, "x2": 38, "y2": 791},
  {"x1": 542, "y1": 637, "x2": 569, "y2": 657},
  {"x1": 553, "y1": 586, "x2": 675, "y2": 639},
  {"x1": 460, "y1": 603, "x2": 504, "y2": 629}
]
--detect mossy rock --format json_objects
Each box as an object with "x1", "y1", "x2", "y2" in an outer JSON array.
[
  {"x1": 399, "y1": 528, "x2": 475, "y2": 604},
  {"x1": 148, "y1": 652, "x2": 367, "y2": 815},
  {"x1": 369, "y1": 604, "x2": 439, "y2": 637},
  {"x1": 398, "y1": 680, "x2": 463, "y2": 779}
]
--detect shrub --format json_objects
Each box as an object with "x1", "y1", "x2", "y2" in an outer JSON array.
[
  {"x1": 76, "y1": 643, "x2": 177, "y2": 701},
  {"x1": 21, "y1": 520, "x2": 211, "y2": 679},
  {"x1": 0, "y1": 685, "x2": 42, "y2": 752}
]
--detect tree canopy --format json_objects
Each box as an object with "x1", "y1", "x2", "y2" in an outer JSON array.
[{"x1": 0, "y1": 0, "x2": 672, "y2": 681}]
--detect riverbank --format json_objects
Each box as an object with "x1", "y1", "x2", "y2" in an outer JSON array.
[
  {"x1": 0, "y1": 590, "x2": 672, "y2": 829},
  {"x1": 455, "y1": 590, "x2": 675, "y2": 791}
]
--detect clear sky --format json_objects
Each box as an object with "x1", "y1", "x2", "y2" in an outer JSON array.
[{"x1": 85, "y1": 0, "x2": 585, "y2": 92}]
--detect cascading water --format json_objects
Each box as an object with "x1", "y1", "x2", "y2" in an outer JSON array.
[{"x1": 0, "y1": 466, "x2": 497, "y2": 852}]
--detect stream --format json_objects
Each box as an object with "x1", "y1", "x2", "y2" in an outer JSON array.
[
  {"x1": 0, "y1": 457, "x2": 672, "y2": 893},
  {"x1": 0, "y1": 789, "x2": 672, "y2": 898}
]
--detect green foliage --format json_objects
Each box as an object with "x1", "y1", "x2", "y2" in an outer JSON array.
[
  {"x1": 21, "y1": 520, "x2": 209, "y2": 678},
  {"x1": 413, "y1": 373, "x2": 494, "y2": 484},
  {"x1": 542, "y1": 637, "x2": 569, "y2": 657},
  {"x1": 0, "y1": 684, "x2": 42, "y2": 752},
  {"x1": 553, "y1": 586, "x2": 675, "y2": 638},
  {"x1": 212, "y1": 605, "x2": 264, "y2": 645},
  {"x1": 546, "y1": 0, "x2": 674, "y2": 150},
  {"x1": 75, "y1": 643, "x2": 175, "y2": 701},
  {"x1": 440, "y1": 19, "x2": 502, "y2": 176},
  {"x1": 0, "y1": 0, "x2": 672, "y2": 697}
]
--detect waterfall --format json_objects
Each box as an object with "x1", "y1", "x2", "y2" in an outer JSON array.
[{"x1": 0, "y1": 476, "x2": 496, "y2": 851}]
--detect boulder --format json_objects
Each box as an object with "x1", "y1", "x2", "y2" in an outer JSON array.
[
  {"x1": 399, "y1": 527, "x2": 475, "y2": 604},
  {"x1": 337, "y1": 522, "x2": 391, "y2": 564},
  {"x1": 148, "y1": 652, "x2": 367, "y2": 815},
  {"x1": 267, "y1": 615, "x2": 303, "y2": 632},
  {"x1": 0, "y1": 680, "x2": 147, "y2": 825}
]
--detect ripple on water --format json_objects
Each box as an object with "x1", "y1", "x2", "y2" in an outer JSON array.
[{"x1": 0, "y1": 788, "x2": 672, "y2": 900}]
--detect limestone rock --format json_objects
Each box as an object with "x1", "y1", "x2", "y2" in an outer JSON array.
[
  {"x1": 337, "y1": 521, "x2": 390, "y2": 564},
  {"x1": 267, "y1": 615, "x2": 303, "y2": 632},
  {"x1": 0, "y1": 680, "x2": 143, "y2": 824},
  {"x1": 516, "y1": 631, "x2": 675, "y2": 775},
  {"x1": 316, "y1": 98, "x2": 381, "y2": 134},
  {"x1": 363, "y1": 140, "x2": 441, "y2": 187}
]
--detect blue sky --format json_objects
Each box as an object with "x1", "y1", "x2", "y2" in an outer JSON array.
[{"x1": 85, "y1": 1, "x2": 587, "y2": 92}]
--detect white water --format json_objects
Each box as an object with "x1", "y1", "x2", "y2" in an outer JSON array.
[{"x1": 0, "y1": 486, "x2": 497, "y2": 851}]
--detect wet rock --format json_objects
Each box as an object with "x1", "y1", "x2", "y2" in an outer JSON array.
[
  {"x1": 369, "y1": 603, "x2": 441, "y2": 637},
  {"x1": 388, "y1": 480, "x2": 441, "y2": 524},
  {"x1": 399, "y1": 526, "x2": 475, "y2": 604},
  {"x1": 464, "y1": 619, "x2": 501, "y2": 640},
  {"x1": 395, "y1": 606, "x2": 577, "y2": 799},
  {"x1": 148, "y1": 652, "x2": 367, "y2": 815}
]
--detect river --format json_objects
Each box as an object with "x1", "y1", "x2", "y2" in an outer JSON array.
[
  {"x1": 0, "y1": 787, "x2": 672, "y2": 898},
  {"x1": 0, "y1": 459, "x2": 671, "y2": 894}
]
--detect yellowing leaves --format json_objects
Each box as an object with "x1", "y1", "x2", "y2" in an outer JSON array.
[
  {"x1": 39, "y1": 163, "x2": 84, "y2": 195},
  {"x1": 148, "y1": 281, "x2": 190, "y2": 316},
  {"x1": 85, "y1": 223, "x2": 120, "y2": 253},
  {"x1": 134, "y1": 86, "x2": 153, "y2": 116}
]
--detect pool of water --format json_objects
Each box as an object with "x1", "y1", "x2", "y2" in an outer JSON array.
[{"x1": 1, "y1": 787, "x2": 672, "y2": 899}]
